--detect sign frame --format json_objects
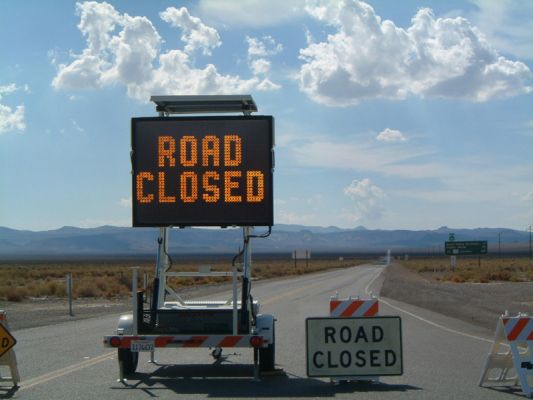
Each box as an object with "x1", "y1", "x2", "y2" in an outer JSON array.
[
  {"x1": 131, "y1": 115, "x2": 274, "y2": 228},
  {"x1": 445, "y1": 240, "x2": 487, "y2": 255},
  {"x1": 306, "y1": 316, "x2": 403, "y2": 378}
]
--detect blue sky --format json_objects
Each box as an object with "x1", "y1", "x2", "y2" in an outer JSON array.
[{"x1": 1, "y1": 0, "x2": 532, "y2": 231}]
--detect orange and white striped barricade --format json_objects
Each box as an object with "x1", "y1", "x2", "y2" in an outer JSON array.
[
  {"x1": 330, "y1": 296, "x2": 379, "y2": 318},
  {"x1": 0, "y1": 311, "x2": 20, "y2": 387},
  {"x1": 329, "y1": 295, "x2": 380, "y2": 383},
  {"x1": 479, "y1": 313, "x2": 533, "y2": 397}
]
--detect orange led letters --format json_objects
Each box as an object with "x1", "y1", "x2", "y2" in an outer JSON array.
[{"x1": 136, "y1": 133, "x2": 265, "y2": 205}]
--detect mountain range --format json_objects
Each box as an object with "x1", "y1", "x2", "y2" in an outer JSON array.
[{"x1": 0, "y1": 224, "x2": 530, "y2": 259}]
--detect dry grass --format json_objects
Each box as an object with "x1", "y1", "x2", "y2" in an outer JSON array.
[
  {"x1": 399, "y1": 257, "x2": 533, "y2": 283},
  {"x1": 0, "y1": 257, "x2": 366, "y2": 302}
]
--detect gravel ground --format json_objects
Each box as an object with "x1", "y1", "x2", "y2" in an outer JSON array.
[
  {"x1": 380, "y1": 262, "x2": 533, "y2": 331},
  {"x1": 2, "y1": 262, "x2": 533, "y2": 332}
]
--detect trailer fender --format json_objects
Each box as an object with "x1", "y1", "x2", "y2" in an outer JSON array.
[
  {"x1": 117, "y1": 314, "x2": 134, "y2": 335},
  {"x1": 255, "y1": 314, "x2": 275, "y2": 344}
]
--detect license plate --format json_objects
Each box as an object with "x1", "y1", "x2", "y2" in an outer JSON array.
[{"x1": 131, "y1": 340, "x2": 154, "y2": 352}]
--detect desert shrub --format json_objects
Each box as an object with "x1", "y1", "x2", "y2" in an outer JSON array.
[
  {"x1": 76, "y1": 283, "x2": 98, "y2": 298},
  {"x1": 6, "y1": 287, "x2": 27, "y2": 302}
]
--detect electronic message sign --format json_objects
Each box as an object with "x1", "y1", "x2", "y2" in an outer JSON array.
[{"x1": 131, "y1": 116, "x2": 274, "y2": 227}]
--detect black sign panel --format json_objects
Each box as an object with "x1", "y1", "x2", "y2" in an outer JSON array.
[
  {"x1": 131, "y1": 116, "x2": 274, "y2": 227},
  {"x1": 445, "y1": 241, "x2": 487, "y2": 255}
]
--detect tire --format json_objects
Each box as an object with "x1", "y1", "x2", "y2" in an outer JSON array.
[
  {"x1": 118, "y1": 348, "x2": 138, "y2": 375},
  {"x1": 259, "y1": 321, "x2": 275, "y2": 372}
]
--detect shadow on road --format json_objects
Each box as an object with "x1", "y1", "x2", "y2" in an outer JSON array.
[
  {"x1": 111, "y1": 363, "x2": 421, "y2": 398},
  {"x1": 0, "y1": 385, "x2": 18, "y2": 399}
]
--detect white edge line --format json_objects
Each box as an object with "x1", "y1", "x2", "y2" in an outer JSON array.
[{"x1": 366, "y1": 266, "x2": 492, "y2": 344}]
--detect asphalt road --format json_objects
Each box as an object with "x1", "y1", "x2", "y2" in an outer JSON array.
[{"x1": 1, "y1": 263, "x2": 522, "y2": 399}]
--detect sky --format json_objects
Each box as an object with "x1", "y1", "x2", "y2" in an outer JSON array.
[{"x1": 1, "y1": 0, "x2": 532, "y2": 232}]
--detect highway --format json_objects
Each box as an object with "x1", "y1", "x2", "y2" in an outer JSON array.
[{"x1": 3, "y1": 263, "x2": 518, "y2": 399}]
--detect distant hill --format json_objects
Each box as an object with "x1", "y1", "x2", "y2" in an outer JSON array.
[{"x1": 0, "y1": 224, "x2": 529, "y2": 259}]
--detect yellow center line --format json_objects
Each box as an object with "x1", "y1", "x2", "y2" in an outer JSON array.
[
  {"x1": 260, "y1": 269, "x2": 358, "y2": 306},
  {"x1": 20, "y1": 351, "x2": 115, "y2": 391}
]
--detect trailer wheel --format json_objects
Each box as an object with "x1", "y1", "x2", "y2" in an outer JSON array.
[
  {"x1": 259, "y1": 321, "x2": 275, "y2": 372},
  {"x1": 118, "y1": 348, "x2": 138, "y2": 375}
]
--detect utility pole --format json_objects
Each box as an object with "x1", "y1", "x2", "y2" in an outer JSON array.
[
  {"x1": 526, "y1": 225, "x2": 533, "y2": 261},
  {"x1": 498, "y1": 231, "x2": 502, "y2": 259}
]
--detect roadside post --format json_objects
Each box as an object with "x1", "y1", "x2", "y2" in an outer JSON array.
[
  {"x1": 66, "y1": 273, "x2": 73, "y2": 316},
  {"x1": 0, "y1": 311, "x2": 20, "y2": 387}
]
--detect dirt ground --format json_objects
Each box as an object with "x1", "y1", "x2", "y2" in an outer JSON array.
[
  {"x1": 2, "y1": 263, "x2": 533, "y2": 332},
  {"x1": 380, "y1": 262, "x2": 533, "y2": 331},
  {"x1": 0, "y1": 282, "x2": 234, "y2": 331}
]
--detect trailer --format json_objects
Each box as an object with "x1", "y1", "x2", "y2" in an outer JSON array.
[{"x1": 103, "y1": 95, "x2": 276, "y2": 380}]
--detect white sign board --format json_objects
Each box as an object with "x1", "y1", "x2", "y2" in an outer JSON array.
[
  {"x1": 292, "y1": 250, "x2": 310, "y2": 260},
  {"x1": 306, "y1": 316, "x2": 402, "y2": 377}
]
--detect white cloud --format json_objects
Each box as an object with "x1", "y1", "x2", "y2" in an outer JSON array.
[
  {"x1": 292, "y1": 139, "x2": 433, "y2": 175},
  {"x1": 522, "y1": 191, "x2": 533, "y2": 203},
  {"x1": 0, "y1": 104, "x2": 25, "y2": 134},
  {"x1": 245, "y1": 36, "x2": 282, "y2": 87},
  {"x1": 469, "y1": 0, "x2": 533, "y2": 60},
  {"x1": 118, "y1": 196, "x2": 132, "y2": 208},
  {"x1": 299, "y1": 1, "x2": 532, "y2": 106},
  {"x1": 198, "y1": 0, "x2": 306, "y2": 28},
  {"x1": 277, "y1": 210, "x2": 316, "y2": 225},
  {"x1": 0, "y1": 84, "x2": 17, "y2": 98},
  {"x1": 344, "y1": 178, "x2": 385, "y2": 220},
  {"x1": 250, "y1": 59, "x2": 271, "y2": 76},
  {"x1": 0, "y1": 83, "x2": 26, "y2": 134},
  {"x1": 71, "y1": 119, "x2": 84, "y2": 133},
  {"x1": 246, "y1": 36, "x2": 283, "y2": 58},
  {"x1": 52, "y1": 2, "x2": 279, "y2": 101},
  {"x1": 160, "y1": 7, "x2": 221, "y2": 56},
  {"x1": 376, "y1": 128, "x2": 407, "y2": 142}
]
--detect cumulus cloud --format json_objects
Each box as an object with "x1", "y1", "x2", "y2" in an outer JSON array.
[
  {"x1": 52, "y1": 2, "x2": 279, "y2": 100},
  {"x1": 299, "y1": 0, "x2": 532, "y2": 106},
  {"x1": 376, "y1": 128, "x2": 407, "y2": 142},
  {"x1": 160, "y1": 7, "x2": 221, "y2": 56},
  {"x1": 0, "y1": 84, "x2": 26, "y2": 134},
  {"x1": 246, "y1": 35, "x2": 283, "y2": 58},
  {"x1": 250, "y1": 59, "x2": 271, "y2": 75},
  {"x1": 344, "y1": 178, "x2": 385, "y2": 220},
  {"x1": 245, "y1": 35, "x2": 282, "y2": 87}
]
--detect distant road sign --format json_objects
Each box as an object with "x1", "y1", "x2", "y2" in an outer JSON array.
[
  {"x1": 0, "y1": 324, "x2": 16, "y2": 358},
  {"x1": 445, "y1": 240, "x2": 487, "y2": 255},
  {"x1": 306, "y1": 316, "x2": 403, "y2": 377},
  {"x1": 292, "y1": 250, "x2": 310, "y2": 260},
  {"x1": 448, "y1": 233, "x2": 455, "y2": 242}
]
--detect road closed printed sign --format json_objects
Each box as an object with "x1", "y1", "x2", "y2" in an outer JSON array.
[{"x1": 306, "y1": 316, "x2": 402, "y2": 377}]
